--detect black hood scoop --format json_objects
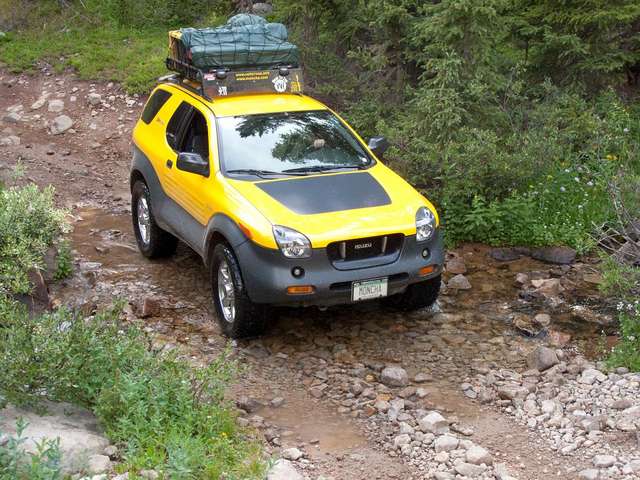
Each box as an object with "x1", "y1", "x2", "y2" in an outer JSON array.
[{"x1": 257, "y1": 172, "x2": 391, "y2": 215}]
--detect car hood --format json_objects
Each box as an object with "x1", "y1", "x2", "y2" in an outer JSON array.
[
  {"x1": 226, "y1": 164, "x2": 438, "y2": 249},
  {"x1": 227, "y1": 163, "x2": 437, "y2": 248}
]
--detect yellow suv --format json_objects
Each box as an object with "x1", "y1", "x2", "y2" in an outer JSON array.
[{"x1": 130, "y1": 80, "x2": 443, "y2": 338}]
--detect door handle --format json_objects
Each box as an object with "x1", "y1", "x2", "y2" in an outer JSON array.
[{"x1": 166, "y1": 159, "x2": 173, "y2": 169}]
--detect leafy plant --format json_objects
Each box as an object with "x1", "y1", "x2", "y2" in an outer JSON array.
[{"x1": 53, "y1": 241, "x2": 73, "y2": 281}]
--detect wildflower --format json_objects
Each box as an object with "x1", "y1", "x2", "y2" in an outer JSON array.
[
  {"x1": 574, "y1": 177, "x2": 580, "y2": 182},
  {"x1": 624, "y1": 127, "x2": 629, "y2": 133},
  {"x1": 560, "y1": 186, "x2": 566, "y2": 192},
  {"x1": 587, "y1": 181, "x2": 594, "y2": 187}
]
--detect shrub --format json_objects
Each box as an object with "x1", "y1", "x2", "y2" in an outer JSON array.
[
  {"x1": 0, "y1": 299, "x2": 265, "y2": 478},
  {"x1": 0, "y1": 185, "x2": 67, "y2": 296}
]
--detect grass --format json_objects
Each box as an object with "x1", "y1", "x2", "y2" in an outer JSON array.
[{"x1": 0, "y1": 23, "x2": 166, "y2": 93}]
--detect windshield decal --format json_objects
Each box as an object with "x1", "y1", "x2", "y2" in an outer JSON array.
[{"x1": 256, "y1": 172, "x2": 390, "y2": 215}]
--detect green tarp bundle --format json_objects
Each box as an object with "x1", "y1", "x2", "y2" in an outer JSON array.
[{"x1": 178, "y1": 14, "x2": 299, "y2": 70}]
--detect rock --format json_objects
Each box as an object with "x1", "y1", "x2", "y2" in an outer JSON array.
[
  {"x1": 534, "y1": 313, "x2": 551, "y2": 327},
  {"x1": 136, "y1": 296, "x2": 160, "y2": 318},
  {"x1": 50, "y1": 115, "x2": 73, "y2": 135},
  {"x1": 515, "y1": 272, "x2": 529, "y2": 285},
  {"x1": 446, "y1": 256, "x2": 467, "y2": 274},
  {"x1": 513, "y1": 313, "x2": 543, "y2": 337},
  {"x1": 267, "y1": 459, "x2": 303, "y2": 480},
  {"x1": 87, "y1": 93, "x2": 102, "y2": 106},
  {"x1": 466, "y1": 445, "x2": 493, "y2": 465},
  {"x1": 0, "y1": 135, "x2": 20, "y2": 146},
  {"x1": 434, "y1": 473, "x2": 455, "y2": 480},
  {"x1": 3, "y1": 111, "x2": 21, "y2": 123},
  {"x1": 489, "y1": 248, "x2": 522, "y2": 262},
  {"x1": 103, "y1": 445, "x2": 118, "y2": 458},
  {"x1": 527, "y1": 345, "x2": 559, "y2": 371},
  {"x1": 593, "y1": 455, "x2": 616, "y2": 468},
  {"x1": 579, "y1": 368, "x2": 606, "y2": 385},
  {"x1": 454, "y1": 462, "x2": 485, "y2": 477},
  {"x1": 548, "y1": 329, "x2": 572, "y2": 347},
  {"x1": 419, "y1": 411, "x2": 449, "y2": 434},
  {"x1": 447, "y1": 274, "x2": 471, "y2": 290},
  {"x1": 393, "y1": 433, "x2": 411, "y2": 448},
  {"x1": 270, "y1": 397, "x2": 285, "y2": 408},
  {"x1": 87, "y1": 454, "x2": 111, "y2": 474},
  {"x1": 252, "y1": 2, "x2": 273, "y2": 15},
  {"x1": 414, "y1": 372, "x2": 432, "y2": 383},
  {"x1": 47, "y1": 99, "x2": 65, "y2": 113},
  {"x1": 0, "y1": 401, "x2": 110, "y2": 474},
  {"x1": 434, "y1": 434, "x2": 459, "y2": 452},
  {"x1": 578, "y1": 469, "x2": 600, "y2": 480},
  {"x1": 31, "y1": 97, "x2": 47, "y2": 110},
  {"x1": 380, "y1": 366, "x2": 409, "y2": 387},
  {"x1": 139, "y1": 470, "x2": 159, "y2": 480},
  {"x1": 531, "y1": 246, "x2": 576, "y2": 264},
  {"x1": 611, "y1": 399, "x2": 633, "y2": 410},
  {"x1": 531, "y1": 278, "x2": 564, "y2": 297},
  {"x1": 494, "y1": 463, "x2": 517, "y2": 480},
  {"x1": 281, "y1": 447, "x2": 303, "y2": 461},
  {"x1": 236, "y1": 396, "x2": 262, "y2": 413}
]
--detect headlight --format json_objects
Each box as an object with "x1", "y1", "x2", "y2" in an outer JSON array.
[
  {"x1": 416, "y1": 206, "x2": 436, "y2": 241},
  {"x1": 273, "y1": 225, "x2": 312, "y2": 258}
]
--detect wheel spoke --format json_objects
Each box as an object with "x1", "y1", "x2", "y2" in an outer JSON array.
[{"x1": 217, "y1": 259, "x2": 236, "y2": 323}]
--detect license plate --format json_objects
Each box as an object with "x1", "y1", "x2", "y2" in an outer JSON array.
[{"x1": 352, "y1": 277, "x2": 388, "y2": 301}]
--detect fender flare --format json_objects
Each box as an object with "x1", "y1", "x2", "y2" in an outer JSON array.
[{"x1": 203, "y1": 213, "x2": 250, "y2": 267}]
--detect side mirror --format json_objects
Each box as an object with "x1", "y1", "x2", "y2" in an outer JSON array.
[
  {"x1": 177, "y1": 152, "x2": 209, "y2": 177},
  {"x1": 368, "y1": 136, "x2": 389, "y2": 158}
]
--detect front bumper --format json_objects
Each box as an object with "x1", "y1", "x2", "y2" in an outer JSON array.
[{"x1": 235, "y1": 230, "x2": 444, "y2": 306}]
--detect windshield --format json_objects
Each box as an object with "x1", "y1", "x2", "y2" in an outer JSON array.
[{"x1": 217, "y1": 110, "x2": 373, "y2": 177}]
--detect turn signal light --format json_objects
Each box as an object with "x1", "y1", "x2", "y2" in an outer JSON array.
[
  {"x1": 419, "y1": 265, "x2": 435, "y2": 277},
  {"x1": 286, "y1": 285, "x2": 315, "y2": 295}
]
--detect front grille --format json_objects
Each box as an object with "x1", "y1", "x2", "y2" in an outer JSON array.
[{"x1": 327, "y1": 234, "x2": 404, "y2": 262}]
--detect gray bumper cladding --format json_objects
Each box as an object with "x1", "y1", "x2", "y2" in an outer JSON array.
[{"x1": 236, "y1": 230, "x2": 444, "y2": 306}]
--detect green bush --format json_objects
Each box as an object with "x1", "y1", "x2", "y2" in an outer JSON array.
[
  {"x1": 0, "y1": 185, "x2": 67, "y2": 296},
  {"x1": 0, "y1": 299, "x2": 265, "y2": 478}
]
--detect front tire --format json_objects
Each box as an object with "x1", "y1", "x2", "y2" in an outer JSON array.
[
  {"x1": 384, "y1": 274, "x2": 441, "y2": 311},
  {"x1": 131, "y1": 180, "x2": 178, "y2": 258},
  {"x1": 210, "y1": 243, "x2": 269, "y2": 338}
]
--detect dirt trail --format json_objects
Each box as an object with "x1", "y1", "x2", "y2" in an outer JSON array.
[{"x1": 1, "y1": 70, "x2": 634, "y2": 480}]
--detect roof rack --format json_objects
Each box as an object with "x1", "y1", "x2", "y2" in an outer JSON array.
[{"x1": 165, "y1": 57, "x2": 304, "y2": 100}]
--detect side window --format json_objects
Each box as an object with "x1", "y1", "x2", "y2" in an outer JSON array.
[
  {"x1": 166, "y1": 101, "x2": 192, "y2": 151},
  {"x1": 180, "y1": 109, "x2": 210, "y2": 160},
  {"x1": 141, "y1": 89, "x2": 171, "y2": 124}
]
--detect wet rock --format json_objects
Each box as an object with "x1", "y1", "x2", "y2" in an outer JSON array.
[
  {"x1": 236, "y1": 395, "x2": 262, "y2": 413},
  {"x1": 447, "y1": 274, "x2": 471, "y2": 290},
  {"x1": 136, "y1": 296, "x2": 160, "y2": 318},
  {"x1": 489, "y1": 248, "x2": 521, "y2": 262},
  {"x1": 530, "y1": 246, "x2": 576, "y2": 265},
  {"x1": 47, "y1": 99, "x2": 64, "y2": 113},
  {"x1": 446, "y1": 256, "x2": 467, "y2": 275},
  {"x1": 531, "y1": 278, "x2": 564, "y2": 297},
  {"x1": 281, "y1": 447, "x2": 303, "y2": 461},
  {"x1": 267, "y1": 460, "x2": 303, "y2": 480},
  {"x1": 50, "y1": 115, "x2": 73, "y2": 134},
  {"x1": 466, "y1": 444, "x2": 493, "y2": 465},
  {"x1": 418, "y1": 411, "x2": 449, "y2": 434},
  {"x1": 380, "y1": 366, "x2": 409, "y2": 387},
  {"x1": 526, "y1": 346, "x2": 559, "y2": 372}
]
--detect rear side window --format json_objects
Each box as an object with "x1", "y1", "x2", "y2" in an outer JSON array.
[
  {"x1": 141, "y1": 89, "x2": 171, "y2": 124},
  {"x1": 166, "y1": 101, "x2": 193, "y2": 150}
]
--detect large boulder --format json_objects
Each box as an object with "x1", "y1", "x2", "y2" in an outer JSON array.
[
  {"x1": 530, "y1": 246, "x2": 576, "y2": 264},
  {"x1": 0, "y1": 401, "x2": 110, "y2": 474},
  {"x1": 266, "y1": 459, "x2": 304, "y2": 480},
  {"x1": 526, "y1": 346, "x2": 559, "y2": 372}
]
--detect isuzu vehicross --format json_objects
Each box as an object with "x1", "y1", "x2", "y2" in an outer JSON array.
[{"x1": 131, "y1": 44, "x2": 443, "y2": 338}]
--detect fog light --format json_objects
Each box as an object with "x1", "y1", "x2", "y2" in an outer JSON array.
[
  {"x1": 421, "y1": 248, "x2": 430, "y2": 258},
  {"x1": 419, "y1": 265, "x2": 435, "y2": 277},
  {"x1": 286, "y1": 285, "x2": 315, "y2": 295},
  {"x1": 291, "y1": 267, "x2": 304, "y2": 278}
]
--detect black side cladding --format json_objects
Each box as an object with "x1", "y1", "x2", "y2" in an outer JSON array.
[{"x1": 256, "y1": 172, "x2": 391, "y2": 215}]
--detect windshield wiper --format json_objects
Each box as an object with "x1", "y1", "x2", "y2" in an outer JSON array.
[
  {"x1": 282, "y1": 165, "x2": 366, "y2": 174},
  {"x1": 225, "y1": 169, "x2": 305, "y2": 179}
]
